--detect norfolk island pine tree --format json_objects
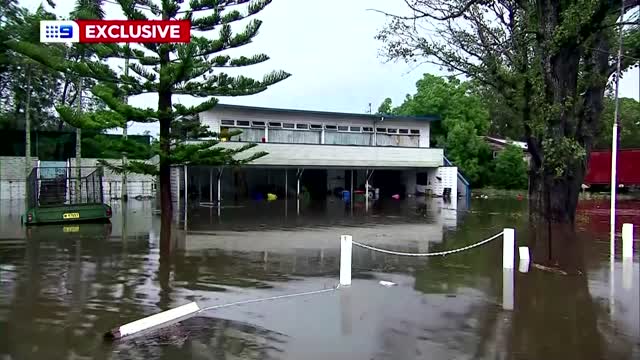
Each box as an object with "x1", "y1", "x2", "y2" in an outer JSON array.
[{"x1": 7, "y1": 0, "x2": 291, "y2": 246}]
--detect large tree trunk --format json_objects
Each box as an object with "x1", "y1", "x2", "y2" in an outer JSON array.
[{"x1": 75, "y1": 77, "x2": 82, "y2": 203}]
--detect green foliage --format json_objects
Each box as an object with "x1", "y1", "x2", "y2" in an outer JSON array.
[
  {"x1": 376, "y1": 97, "x2": 393, "y2": 115},
  {"x1": 492, "y1": 145, "x2": 529, "y2": 190},
  {"x1": 595, "y1": 97, "x2": 640, "y2": 149},
  {"x1": 388, "y1": 74, "x2": 493, "y2": 186}
]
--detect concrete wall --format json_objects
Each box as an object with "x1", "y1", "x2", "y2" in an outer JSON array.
[
  {"x1": 0, "y1": 157, "x2": 40, "y2": 200},
  {"x1": 0, "y1": 156, "x2": 157, "y2": 200},
  {"x1": 200, "y1": 107, "x2": 432, "y2": 148}
]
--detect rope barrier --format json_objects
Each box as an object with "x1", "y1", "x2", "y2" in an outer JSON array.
[
  {"x1": 198, "y1": 284, "x2": 339, "y2": 313},
  {"x1": 351, "y1": 231, "x2": 504, "y2": 257}
]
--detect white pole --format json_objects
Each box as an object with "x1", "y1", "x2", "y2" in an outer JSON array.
[
  {"x1": 183, "y1": 165, "x2": 188, "y2": 209},
  {"x1": 518, "y1": 246, "x2": 530, "y2": 273},
  {"x1": 622, "y1": 223, "x2": 633, "y2": 259},
  {"x1": 340, "y1": 235, "x2": 352, "y2": 286},
  {"x1": 105, "y1": 302, "x2": 200, "y2": 340},
  {"x1": 503, "y1": 228, "x2": 515, "y2": 269},
  {"x1": 285, "y1": 169, "x2": 288, "y2": 199},
  {"x1": 610, "y1": 1, "x2": 626, "y2": 260},
  {"x1": 175, "y1": 166, "x2": 180, "y2": 211}
]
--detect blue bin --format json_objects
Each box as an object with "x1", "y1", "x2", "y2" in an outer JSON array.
[{"x1": 342, "y1": 190, "x2": 350, "y2": 202}]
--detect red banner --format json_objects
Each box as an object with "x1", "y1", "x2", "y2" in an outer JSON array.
[{"x1": 76, "y1": 20, "x2": 191, "y2": 43}]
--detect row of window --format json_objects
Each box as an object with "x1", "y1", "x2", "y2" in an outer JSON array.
[{"x1": 220, "y1": 119, "x2": 421, "y2": 135}]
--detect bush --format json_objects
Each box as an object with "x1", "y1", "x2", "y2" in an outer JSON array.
[{"x1": 492, "y1": 144, "x2": 528, "y2": 189}]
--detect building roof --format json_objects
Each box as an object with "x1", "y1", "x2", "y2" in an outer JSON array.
[
  {"x1": 485, "y1": 136, "x2": 528, "y2": 151},
  {"x1": 209, "y1": 104, "x2": 440, "y2": 122}
]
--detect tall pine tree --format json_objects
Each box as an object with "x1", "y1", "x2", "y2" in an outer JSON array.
[{"x1": 8, "y1": 0, "x2": 290, "y2": 244}]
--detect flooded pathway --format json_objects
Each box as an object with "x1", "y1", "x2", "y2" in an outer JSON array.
[{"x1": 0, "y1": 198, "x2": 638, "y2": 359}]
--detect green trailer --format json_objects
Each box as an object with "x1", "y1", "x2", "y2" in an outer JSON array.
[{"x1": 22, "y1": 166, "x2": 112, "y2": 225}]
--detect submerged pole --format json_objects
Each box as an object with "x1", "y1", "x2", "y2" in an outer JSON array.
[{"x1": 209, "y1": 168, "x2": 213, "y2": 203}]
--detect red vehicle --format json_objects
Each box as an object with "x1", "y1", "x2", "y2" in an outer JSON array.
[{"x1": 584, "y1": 149, "x2": 640, "y2": 186}]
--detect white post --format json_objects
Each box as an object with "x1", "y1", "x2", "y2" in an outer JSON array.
[
  {"x1": 503, "y1": 228, "x2": 515, "y2": 269},
  {"x1": 622, "y1": 223, "x2": 633, "y2": 259},
  {"x1": 518, "y1": 246, "x2": 530, "y2": 273},
  {"x1": 285, "y1": 169, "x2": 288, "y2": 199},
  {"x1": 340, "y1": 235, "x2": 352, "y2": 286}
]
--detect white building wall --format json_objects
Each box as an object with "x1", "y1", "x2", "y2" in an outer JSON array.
[
  {"x1": 425, "y1": 166, "x2": 458, "y2": 198},
  {"x1": 199, "y1": 108, "x2": 432, "y2": 148}
]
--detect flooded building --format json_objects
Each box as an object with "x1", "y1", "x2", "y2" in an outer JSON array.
[{"x1": 174, "y1": 104, "x2": 468, "y2": 207}]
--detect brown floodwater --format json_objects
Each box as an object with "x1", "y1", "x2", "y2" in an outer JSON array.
[{"x1": 0, "y1": 197, "x2": 638, "y2": 359}]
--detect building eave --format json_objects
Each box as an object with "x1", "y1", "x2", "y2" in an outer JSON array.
[{"x1": 207, "y1": 104, "x2": 440, "y2": 122}]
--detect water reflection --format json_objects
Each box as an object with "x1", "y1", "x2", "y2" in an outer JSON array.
[{"x1": 0, "y1": 198, "x2": 637, "y2": 359}]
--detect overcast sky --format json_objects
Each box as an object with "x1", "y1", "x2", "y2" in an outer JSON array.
[{"x1": 21, "y1": 0, "x2": 640, "y2": 136}]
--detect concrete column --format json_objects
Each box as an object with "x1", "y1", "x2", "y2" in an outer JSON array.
[
  {"x1": 209, "y1": 168, "x2": 213, "y2": 203},
  {"x1": 350, "y1": 169, "x2": 354, "y2": 209},
  {"x1": 365, "y1": 169, "x2": 369, "y2": 212},
  {"x1": 217, "y1": 168, "x2": 222, "y2": 204},
  {"x1": 265, "y1": 126, "x2": 269, "y2": 142}
]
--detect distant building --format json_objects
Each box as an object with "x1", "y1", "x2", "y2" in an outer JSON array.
[
  {"x1": 171, "y1": 104, "x2": 470, "y2": 209},
  {"x1": 485, "y1": 136, "x2": 531, "y2": 164}
]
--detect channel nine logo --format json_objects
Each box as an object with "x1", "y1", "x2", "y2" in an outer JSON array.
[{"x1": 40, "y1": 20, "x2": 191, "y2": 43}]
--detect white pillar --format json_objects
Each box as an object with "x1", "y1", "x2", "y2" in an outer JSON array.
[
  {"x1": 622, "y1": 223, "x2": 633, "y2": 259},
  {"x1": 503, "y1": 228, "x2": 515, "y2": 269},
  {"x1": 265, "y1": 126, "x2": 269, "y2": 142},
  {"x1": 285, "y1": 169, "x2": 288, "y2": 199},
  {"x1": 340, "y1": 235, "x2": 352, "y2": 286},
  {"x1": 175, "y1": 167, "x2": 180, "y2": 210}
]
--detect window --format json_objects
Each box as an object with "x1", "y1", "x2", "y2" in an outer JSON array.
[
  {"x1": 387, "y1": 128, "x2": 398, "y2": 134},
  {"x1": 399, "y1": 129, "x2": 409, "y2": 134},
  {"x1": 236, "y1": 120, "x2": 250, "y2": 127},
  {"x1": 310, "y1": 124, "x2": 323, "y2": 130},
  {"x1": 268, "y1": 122, "x2": 282, "y2": 128},
  {"x1": 252, "y1": 121, "x2": 266, "y2": 127},
  {"x1": 221, "y1": 120, "x2": 235, "y2": 126},
  {"x1": 350, "y1": 126, "x2": 361, "y2": 132},
  {"x1": 376, "y1": 127, "x2": 386, "y2": 133},
  {"x1": 410, "y1": 129, "x2": 420, "y2": 135},
  {"x1": 296, "y1": 123, "x2": 309, "y2": 130},
  {"x1": 324, "y1": 125, "x2": 337, "y2": 131},
  {"x1": 362, "y1": 127, "x2": 373, "y2": 133},
  {"x1": 337, "y1": 126, "x2": 349, "y2": 132},
  {"x1": 283, "y1": 123, "x2": 295, "y2": 129}
]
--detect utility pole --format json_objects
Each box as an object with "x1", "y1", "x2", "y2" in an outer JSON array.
[{"x1": 609, "y1": 0, "x2": 625, "y2": 259}]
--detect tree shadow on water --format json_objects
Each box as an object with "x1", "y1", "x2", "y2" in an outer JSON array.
[{"x1": 108, "y1": 316, "x2": 288, "y2": 360}]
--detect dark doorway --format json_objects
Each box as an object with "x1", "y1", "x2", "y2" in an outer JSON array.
[
  {"x1": 301, "y1": 169, "x2": 327, "y2": 200},
  {"x1": 371, "y1": 170, "x2": 405, "y2": 199}
]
